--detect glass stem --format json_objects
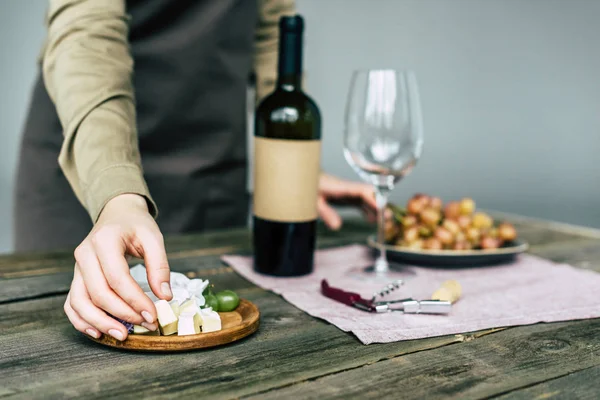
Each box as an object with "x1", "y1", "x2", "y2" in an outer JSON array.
[{"x1": 375, "y1": 188, "x2": 390, "y2": 273}]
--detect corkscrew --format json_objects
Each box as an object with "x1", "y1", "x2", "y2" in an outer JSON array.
[
  {"x1": 370, "y1": 280, "x2": 404, "y2": 304},
  {"x1": 321, "y1": 279, "x2": 452, "y2": 314}
]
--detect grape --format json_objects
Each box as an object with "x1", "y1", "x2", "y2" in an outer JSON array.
[
  {"x1": 442, "y1": 219, "x2": 460, "y2": 235},
  {"x1": 406, "y1": 239, "x2": 424, "y2": 250},
  {"x1": 459, "y1": 198, "x2": 476, "y2": 215},
  {"x1": 384, "y1": 220, "x2": 399, "y2": 242},
  {"x1": 429, "y1": 196, "x2": 443, "y2": 210},
  {"x1": 420, "y1": 208, "x2": 441, "y2": 227},
  {"x1": 401, "y1": 214, "x2": 418, "y2": 228},
  {"x1": 406, "y1": 197, "x2": 425, "y2": 215},
  {"x1": 453, "y1": 240, "x2": 471, "y2": 250},
  {"x1": 465, "y1": 227, "x2": 480, "y2": 244},
  {"x1": 403, "y1": 226, "x2": 419, "y2": 243},
  {"x1": 480, "y1": 236, "x2": 501, "y2": 249},
  {"x1": 418, "y1": 224, "x2": 433, "y2": 238},
  {"x1": 424, "y1": 237, "x2": 443, "y2": 250},
  {"x1": 443, "y1": 201, "x2": 461, "y2": 220},
  {"x1": 472, "y1": 212, "x2": 493, "y2": 229},
  {"x1": 457, "y1": 215, "x2": 472, "y2": 230},
  {"x1": 498, "y1": 222, "x2": 517, "y2": 241},
  {"x1": 434, "y1": 227, "x2": 454, "y2": 245}
]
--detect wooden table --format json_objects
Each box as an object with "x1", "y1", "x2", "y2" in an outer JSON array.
[{"x1": 1, "y1": 214, "x2": 599, "y2": 399}]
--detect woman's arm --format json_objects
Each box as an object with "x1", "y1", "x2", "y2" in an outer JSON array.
[
  {"x1": 43, "y1": 0, "x2": 156, "y2": 222},
  {"x1": 42, "y1": 0, "x2": 170, "y2": 342}
]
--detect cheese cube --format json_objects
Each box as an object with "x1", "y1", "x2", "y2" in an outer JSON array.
[
  {"x1": 180, "y1": 299, "x2": 203, "y2": 329},
  {"x1": 200, "y1": 308, "x2": 221, "y2": 333},
  {"x1": 155, "y1": 299, "x2": 178, "y2": 335},
  {"x1": 180, "y1": 298, "x2": 199, "y2": 314},
  {"x1": 170, "y1": 301, "x2": 181, "y2": 317},
  {"x1": 177, "y1": 312, "x2": 201, "y2": 336},
  {"x1": 133, "y1": 325, "x2": 159, "y2": 335}
]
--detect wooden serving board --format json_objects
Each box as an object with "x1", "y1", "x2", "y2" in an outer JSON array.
[{"x1": 86, "y1": 299, "x2": 260, "y2": 352}]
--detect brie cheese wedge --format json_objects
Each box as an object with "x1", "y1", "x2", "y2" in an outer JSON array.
[
  {"x1": 177, "y1": 312, "x2": 201, "y2": 336},
  {"x1": 133, "y1": 325, "x2": 159, "y2": 335},
  {"x1": 199, "y1": 308, "x2": 221, "y2": 333},
  {"x1": 180, "y1": 299, "x2": 203, "y2": 329},
  {"x1": 155, "y1": 299, "x2": 178, "y2": 335}
]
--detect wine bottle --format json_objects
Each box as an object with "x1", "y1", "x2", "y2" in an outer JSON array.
[{"x1": 252, "y1": 14, "x2": 322, "y2": 277}]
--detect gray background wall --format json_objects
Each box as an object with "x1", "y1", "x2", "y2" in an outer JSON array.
[{"x1": 1, "y1": 0, "x2": 599, "y2": 254}]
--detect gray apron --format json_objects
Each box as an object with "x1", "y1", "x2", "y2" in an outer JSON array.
[{"x1": 14, "y1": 0, "x2": 258, "y2": 251}]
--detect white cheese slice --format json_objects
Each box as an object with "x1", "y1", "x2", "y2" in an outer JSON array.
[
  {"x1": 199, "y1": 308, "x2": 221, "y2": 333},
  {"x1": 177, "y1": 312, "x2": 200, "y2": 336},
  {"x1": 155, "y1": 299, "x2": 178, "y2": 335},
  {"x1": 133, "y1": 325, "x2": 159, "y2": 335}
]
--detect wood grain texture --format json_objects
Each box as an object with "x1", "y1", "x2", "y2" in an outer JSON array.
[
  {"x1": 249, "y1": 320, "x2": 600, "y2": 400},
  {"x1": 1, "y1": 216, "x2": 600, "y2": 399},
  {"x1": 495, "y1": 365, "x2": 600, "y2": 400},
  {"x1": 0, "y1": 291, "x2": 494, "y2": 400},
  {"x1": 88, "y1": 299, "x2": 260, "y2": 352}
]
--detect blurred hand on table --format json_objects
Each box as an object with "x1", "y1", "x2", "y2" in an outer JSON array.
[{"x1": 318, "y1": 173, "x2": 378, "y2": 230}]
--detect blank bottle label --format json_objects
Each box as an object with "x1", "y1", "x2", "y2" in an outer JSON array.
[{"x1": 253, "y1": 137, "x2": 321, "y2": 222}]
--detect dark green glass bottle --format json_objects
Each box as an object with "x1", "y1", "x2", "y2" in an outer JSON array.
[{"x1": 252, "y1": 15, "x2": 322, "y2": 277}]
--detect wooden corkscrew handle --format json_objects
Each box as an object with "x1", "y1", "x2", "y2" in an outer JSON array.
[{"x1": 431, "y1": 280, "x2": 462, "y2": 304}]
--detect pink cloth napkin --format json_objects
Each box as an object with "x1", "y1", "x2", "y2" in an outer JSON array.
[{"x1": 222, "y1": 245, "x2": 600, "y2": 344}]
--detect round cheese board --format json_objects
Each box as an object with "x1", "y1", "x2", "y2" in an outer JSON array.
[{"x1": 85, "y1": 299, "x2": 260, "y2": 352}]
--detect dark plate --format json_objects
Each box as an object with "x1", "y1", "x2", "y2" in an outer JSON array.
[{"x1": 367, "y1": 235, "x2": 529, "y2": 267}]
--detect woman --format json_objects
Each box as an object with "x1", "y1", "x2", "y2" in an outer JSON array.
[{"x1": 14, "y1": 0, "x2": 376, "y2": 340}]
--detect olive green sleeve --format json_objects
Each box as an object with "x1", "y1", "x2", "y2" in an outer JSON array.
[
  {"x1": 254, "y1": 0, "x2": 297, "y2": 105},
  {"x1": 42, "y1": 0, "x2": 157, "y2": 222}
]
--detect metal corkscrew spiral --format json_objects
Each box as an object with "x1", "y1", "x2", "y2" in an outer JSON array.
[{"x1": 371, "y1": 280, "x2": 404, "y2": 303}]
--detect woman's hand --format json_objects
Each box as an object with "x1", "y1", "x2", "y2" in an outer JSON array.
[
  {"x1": 318, "y1": 173, "x2": 378, "y2": 230},
  {"x1": 63, "y1": 194, "x2": 172, "y2": 341}
]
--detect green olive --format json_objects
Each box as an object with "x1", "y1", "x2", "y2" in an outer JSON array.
[
  {"x1": 205, "y1": 293, "x2": 219, "y2": 312},
  {"x1": 215, "y1": 290, "x2": 240, "y2": 312}
]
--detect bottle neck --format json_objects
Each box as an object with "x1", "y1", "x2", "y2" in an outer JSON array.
[{"x1": 277, "y1": 29, "x2": 303, "y2": 90}]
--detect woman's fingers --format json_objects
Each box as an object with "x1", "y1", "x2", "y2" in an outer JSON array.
[
  {"x1": 318, "y1": 196, "x2": 342, "y2": 230},
  {"x1": 63, "y1": 292, "x2": 100, "y2": 339},
  {"x1": 74, "y1": 242, "x2": 156, "y2": 329},
  {"x1": 135, "y1": 227, "x2": 172, "y2": 301},
  {"x1": 68, "y1": 267, "x2": 131, "y2": 341},
  {"x1": 90, "y1": 227, "x2": 158, "y2": 326}
]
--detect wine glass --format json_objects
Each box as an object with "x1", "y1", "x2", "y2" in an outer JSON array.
[{"x1": 343, "y1": 69, "x2": 424, "y2": 280}]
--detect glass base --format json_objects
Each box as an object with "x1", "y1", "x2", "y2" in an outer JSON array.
[{"x1": 348, "y1": 261, "x2": 417, "y2": 283}]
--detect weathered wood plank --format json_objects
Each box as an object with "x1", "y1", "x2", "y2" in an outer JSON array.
[
  {"x1": 247, "y1": 319, "x2": 600, "y2": 400},
  {"x1": 529, "y1": 238, "x2": 600, "y2": 273},
  {"x1": 0, "y1": 227, "x2": 374, "y2": 303},
  {"x1": 0, "y1": 272, "x2": 72, "y2": 304},
  {"x1": 0, "y1": 291, "x2": 496, "y2": 400},
  {"x1": 495, "y1": 365, "x2": 600, "y2": 400}
]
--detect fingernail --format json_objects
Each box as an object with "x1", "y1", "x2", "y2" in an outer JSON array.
[
  {"x1": 86, "y1": 328, "x2": 100, "y2": 339},
  {"x1": 141, "y1": 322, "x2": 157, "y2": 331},
  {"x1": 161, "y1": 282, "x2": 172, "y2": 297},
  {"x1": 141, "y1": 310, "x2": 154, "y2": 324},
  {"x1": 109, "y1": 329, "x2": 125, "y2": 341}
]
